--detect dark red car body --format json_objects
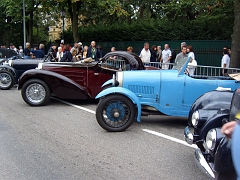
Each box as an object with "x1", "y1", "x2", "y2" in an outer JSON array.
[{"x1": 18, "y1": 51, "x2": 150, "y2": 106}]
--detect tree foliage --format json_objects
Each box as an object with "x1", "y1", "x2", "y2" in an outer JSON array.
[{"x1": 0, "y1": 0, "x2": 236, "y2": 57}]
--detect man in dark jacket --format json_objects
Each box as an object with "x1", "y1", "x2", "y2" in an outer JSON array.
[{"x1": 87, "y1": 41, "x2": 102, "y2": 61}]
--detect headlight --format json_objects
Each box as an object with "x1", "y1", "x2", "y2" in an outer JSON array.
[
  {"x1": 191, "y1": 111, "x2": 199, "y2": 127},
  {"x1": 206, "y1": 129, "x2": 217, "y2": 151}
]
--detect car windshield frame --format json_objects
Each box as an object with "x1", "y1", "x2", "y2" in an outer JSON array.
[{"x1": 172, "y1": 56, "x2": 190, "y2": 74}]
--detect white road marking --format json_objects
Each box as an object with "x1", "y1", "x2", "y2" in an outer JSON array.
[
  {"x1": 53, "y1": 97, "x2": 197, "y2": 149},
  {"x1": 51, "y1": 97, "x2": 96, "y2": 114},
  {"x1": 142, "y1": 129, "x2": 197, "y2": 149}
]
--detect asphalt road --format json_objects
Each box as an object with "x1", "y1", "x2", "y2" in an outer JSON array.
[{"x1": 0, "y1": 88, "x2": 212, "y2": 180}]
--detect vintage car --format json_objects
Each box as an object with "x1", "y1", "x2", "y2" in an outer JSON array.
[
  {"x1": 0, "y1": 58, "x2": 44, "y2": 90},
  {"x1": 0, "y1": 47, "x2": 18, "y2": 58},
  {"x1": 18, "y1": 51, "x2": 156, "y2": 106},
  {"x1": 184, "y1": 89, "x2": 240, "y2": 179},
  {"x1": 94, "y1": 56, "x2": 240, "y2": 132}
]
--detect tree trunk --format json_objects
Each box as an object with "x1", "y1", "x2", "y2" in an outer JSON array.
[
  {"x1": 230, "y1": 0, "x2": 240, "y2": 68},
  {"x1": 72, "y1": 2, "x2": 79, "y2": 43}
]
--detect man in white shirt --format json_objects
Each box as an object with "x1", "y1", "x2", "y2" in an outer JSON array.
[
  {"x1": 161, "y1": 44, "x2": 172, "y2": 69},
  {"x1": 221, "y1": 48, "x2": 230, "y2": 76},
  {"x1": 139, "y1": 42, "x2": 151, "y2": 63}
]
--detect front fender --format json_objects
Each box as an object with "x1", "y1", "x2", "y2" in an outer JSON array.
[
  {"x1": 96, "y1": 87, "x2": 142, "y2": 122},
  {"x1": 0, "y1": 65, "x2": 18, "y2": 82},
  {"x1": 214, "y1": 136, "x2": 234, "y2": 173},
  {"x1": 198, "y1": 113, "x2": 229, "y2": 140}
]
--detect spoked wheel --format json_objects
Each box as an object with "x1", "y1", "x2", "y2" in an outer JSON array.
[
  {"x1": 21, "y1": 79, "x2": 50, "y2": 106},
  {"x1": 0, "y1": 70, "x2": 14, "y2": 90},
  {"x1": 96, "y1": 94, "x2": 136, "y2": 132}
]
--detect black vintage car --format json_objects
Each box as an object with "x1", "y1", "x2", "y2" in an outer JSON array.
[
  {"x1": 0, "y1": 48, "x2": 18, "y2": 58},
  {"x1": 184, "y1": 88, "x2": 240, "y2": 179},
  {"x1": 0, "y1": 58, "x2": 44, "y2": 90}
]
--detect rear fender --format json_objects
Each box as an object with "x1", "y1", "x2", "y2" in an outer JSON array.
[
  {"x1": 18, "y1": 69, "x2": 90, "y2": 99},
  {"x1": 96, "y1": 87, "x2": 141, "y2": 122}
]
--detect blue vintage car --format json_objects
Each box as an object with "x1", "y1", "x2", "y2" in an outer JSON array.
[{"x1": 95, "y1": 56, "x2": 240, "y2": 132}]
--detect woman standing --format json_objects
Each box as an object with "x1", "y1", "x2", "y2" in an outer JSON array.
[{"x1": 187, "y1": 45, "x2": 197, "y2": 76}]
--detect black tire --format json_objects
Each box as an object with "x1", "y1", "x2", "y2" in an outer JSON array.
[
  {"x1": 21, "y1": 79, "x2": 50, "y2": 106},
  {"x1": 0, "y1": 70, "x2": 14, "y2": 90},
  {"x1": 96, "y1": 94, "x2": 136, "y2": 132}
]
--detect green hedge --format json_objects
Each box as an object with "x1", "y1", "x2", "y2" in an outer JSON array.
[{"x1": 64, "y1": 17, "x2": 233, "y2": 43}]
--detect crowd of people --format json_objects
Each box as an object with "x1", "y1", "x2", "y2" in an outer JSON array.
[{"x1": 1, "y1": 40, "x2": 231, "y2": 76}]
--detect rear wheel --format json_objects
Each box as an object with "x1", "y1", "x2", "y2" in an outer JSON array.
[
  {"x1": 21, "y1": 79, "x2": 50, "y2": 106},
  {"x1": 96, "y1": 94, "x2": 136, "y2": 132},
  {"x1": 0, "y1": 70, "x2": 14, "y2": 90}
]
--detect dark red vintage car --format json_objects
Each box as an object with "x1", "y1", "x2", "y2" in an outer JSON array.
[{"x1": 18, "y1": 51, "x2": 154, "y2": 106}]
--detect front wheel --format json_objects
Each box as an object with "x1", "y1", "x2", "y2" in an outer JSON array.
[
  {"x1": 21, "y1": 79, "x2": 50, "y2": 106},
  {"x1": 0, "y1": 70, "x2": 14, "y2": 90},
  {"x1": 96, "y1": 94, "x2": 136, "y2": 132}
]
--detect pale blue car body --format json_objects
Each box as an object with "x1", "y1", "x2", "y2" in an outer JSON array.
[{"x1": 96, "y1": 57, "x2": 240, "y2": 122}]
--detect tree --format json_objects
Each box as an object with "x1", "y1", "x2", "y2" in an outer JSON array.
[{"x1": 230, "y1": 0, "x2": 240, "y2": 68}]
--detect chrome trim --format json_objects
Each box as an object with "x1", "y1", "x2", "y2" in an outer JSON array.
[
  {"x1": 184, "y1": 126, "x2": 194, "y2": 145},
  {"x1": 194, "y1": 148, "x2": 215, "y2": 179}
]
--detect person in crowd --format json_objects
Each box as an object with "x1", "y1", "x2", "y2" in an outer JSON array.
[
  {"x1": 47, "y1": 43, "x2": 57, "y2": 61},
  {"x1": 186, "y1": 45, "x2": 197, "y2": 76},
  {"x1": 156, "y1": 46, "x2": 162, "y2": 62},
  {"x1": 150, "y1": 45, "x2": 157, "y2": 62},
  {"x1": 221, "y1": 120, "x2": 240, "y2": 180},
  {"x1": 24, "y1": 42, "x2": 32, "y2": 59},
  {"x1": 87, "y1": 41, "x2": 102, "y2": 61},
  {"x1": 97, "y1": 45, "x2": 103, "y2": 57},
  {"x1": 127, "y1": 46, "x2": 133, "y2": 53},
  {"x1": 109, "y1": 47, "x2": 117, "y2": 60},
  {"x1": 175, "y1": 46, "x2": 188, "y2": 63},
  {"x1": 161, "y1": 44, "x2": 172, "y2": 69},
  {"x1": 71, "y1": 48, "x2": 80, "y2": 62},
  {"x1": 60, "y1": 44, "x2": 72, "y2": 62},
  {"x1": 60, "y1": 42, "x2": 65, "y2": 52},
  {"x1": 77, "y1": 42, "x2": 83, "y2": 55},
  {"x1": 181, "y1": 42, "x2": 187, "y2": 50},
  {"x1": 9, "y1": 43, "x2": 18, "y2": 52},
  {"x1": 223, "y1": 46, "x2": 231, "y2": 57},
  {"x1": 221, "y1": 48, "x2": 230, "y2": 76},
  {"x1": 169, "y1": 45, "x2": 176, "y2": 63},
  {"x1": 32, "y1": 43, "x2": 45, "y2": 58},
  {"x1": 71, "y1": 42, "x2": 79, "y2": 54},
  {"x1": 139, "y1": 42, "x2": 151, "y2": 63},
  {"x1": 56, "y1": 46, "x2": 64, "y2": 62},
  {"x1": 82, "y1": 45, "x2": 88, "y2": 59},
  {"x1": 18, "y1": 46, "x2": 23, "y2": 55}
]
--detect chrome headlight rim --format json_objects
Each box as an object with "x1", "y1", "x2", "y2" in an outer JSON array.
[
  {"x1": 191, "y1": 110, "x2": 199, "y2": 127},
  {"x1": 206, "y1": 129, "x2": 217, "y2": 151}
]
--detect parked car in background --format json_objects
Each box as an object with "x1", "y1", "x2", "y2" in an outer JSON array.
[
  {"x1": 184, "y1": 89, "x2": 240, "y2": 179},
  {"x1": 18, "y1": 51, "x2": 158, "y2": 106},
  {"x1": 0, "y1": 58, "x2": 44, "y2": 90},
  {"x1": 95, "y1": 56, "x2": 240, "y2": 132},
  {"x1": 0, "y1": 48, "x2": 18, "y2": 58}
]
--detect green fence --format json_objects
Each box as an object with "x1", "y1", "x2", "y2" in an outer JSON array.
[{"x1": 92, "y1": 40, "x2": 231, "y2": 67}]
